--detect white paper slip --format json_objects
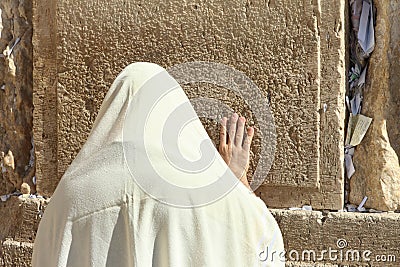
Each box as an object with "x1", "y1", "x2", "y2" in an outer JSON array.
[
  {"x1": 350, "y1": 114, "x2": 372, "y2": 146},
  {"x1": 345, "y1": 96, "x2": 351, "y2": 111},
  {"x1": 346, "y1": 147, "x2": 355, "y2": 156},
  {"x1": 346, "y1": 204, "x2": 357, "y2": 212},
  {"x1": 358, "y1": 0, "x2": 375, "y2": 55},
  {"x1": 357, "y1": 196, "x2": 368, "y2": 211},
  {"x1": 345, "y1": 114, "x2": 356, "y2": 145},
  {"x1": 345, "y1": 154, "x2": 355, "y2": 179},
  {"x1": 0, "y1": 195, "x2": 9, "y2": 202},
  {"x1": 358, "y1": 64, "x2": 368, "y2": 87},
  {"x1": 302, "y1": 205, "x2": 312, "y2": 211},
  {"x1": 350, "y1": 93, "x2": 362, "y2": 115}
]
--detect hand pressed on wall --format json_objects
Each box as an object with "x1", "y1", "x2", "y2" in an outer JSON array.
[{"x1": 218, "y1": 113, "x2": 254, "y2": 191}]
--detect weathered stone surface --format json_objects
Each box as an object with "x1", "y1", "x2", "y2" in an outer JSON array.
[
  {"x1": 271, "y1": 209, "x2": 400, "y2": 267},
  {"x1": 0, "y1": 239, "x2": 33, "y2": 267},
  {"x1": 0, "y1": 0, "x2": 35, "y2": 196},
  {"x1": 1, "y1": 204, "x2": 399, "y2": 267},
  {"x1": 0, "y1": 9, "x2": 2, "y2": 36},
  {"x1": 32, "y1": 0, "x2": 345, "y2": 209},
  {"x1": 0, "y1": 198, "x2": 46, "y2": 267},
  {"x1": 0, "y1": 197, "x2": 48, "y2": 243},
  {"x1": 31, "y1": 0, "x2": 58, "y2": 197},
  {"x1": 350, "y1": 1, "x2": 400, "y2": 211}
]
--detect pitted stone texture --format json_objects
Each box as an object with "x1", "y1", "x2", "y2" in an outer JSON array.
[
  {"x1": 0, "y1": 0, "x2": 35, "y2": 196},
  {"x1": 350, "y1": 1, "x2": 400, "y2": 211},
  {"x1": 271, "y1": 209, "x2": 400, "y2": 267},
  {"x1": 257, "y1": 0, "x2": 346, "y2": 209},
  {"x1": 55, "y1": 0, "x2": 321, "y2": 188},
  {"x1": 0, "y1": 198, "x2": 48, "y2": 266},
  {"x1": 0, "y1": 197, "x2": 48, "y2": 243},
  {"x1": 32, "y1": 0, "x2": 58, "y2": 196},
  {"x1": 1, "y1": 205, "x2": 399, "y2": 267},
  {"x1": 0, "y1": 239, "x2": 33, "y2": 267},
  {"x1": 0, "y1": 9, "x2": 2, "y2": 36},
  {"x1": 33, "y1": 0, "x2": 345, "y2": 209}
]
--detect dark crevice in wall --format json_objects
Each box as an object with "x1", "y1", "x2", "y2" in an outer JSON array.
[
  {"x1": 0, "y1": 0, "x2": 35, "y2": 196},
  {"x1": 345, "y1": 0, "x2": 375, "y2": 209}
]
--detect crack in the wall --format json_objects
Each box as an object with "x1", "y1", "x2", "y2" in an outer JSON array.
[{"x1": 0, "y1": 0, "x2": 35, "y2": 196}]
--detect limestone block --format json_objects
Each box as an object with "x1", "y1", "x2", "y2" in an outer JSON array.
[
  {"x1": 1, "y1": 203, "x2": 399, "y2": 267},
  {"x1": 270, "y1": 209, "x2": 400, "y2": 267},
  {"x1": 33, "y1": 0, "x2": 346, "y2": 209},
  {"x1": 0, "y1": 197, "x2": 48, "y2": 242},
  {"x1": 0, "y1": 239, "x2": 33, "y2": 267},
  {"x1": 350, "y1": 1, "x2": 400, "y2": 211},
  {"x1": 0, "y1": 197, "x2": 47, "y2": 267},
  {"x1": 32, "y1": 0, "x2": 58, "y2": 197},
  {"x1": 0, "y1": 9, "x2": 2, "y2": 35},
  {"x1": 0, "y1": 0, "x2": 35, "y2": 196}
]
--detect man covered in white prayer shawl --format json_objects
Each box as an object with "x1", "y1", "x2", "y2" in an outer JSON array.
[{"x1": 32, "y1": 62, "x2": 285, "y2": 267}]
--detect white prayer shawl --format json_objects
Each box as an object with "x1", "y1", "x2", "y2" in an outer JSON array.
[{"x1": 32, "y1": 62, "x2": 285, "y2": 267}]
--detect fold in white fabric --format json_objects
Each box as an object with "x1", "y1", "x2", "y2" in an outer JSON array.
[{"x1": 32, "y1": 62, "x2": 285, "y2": 267}]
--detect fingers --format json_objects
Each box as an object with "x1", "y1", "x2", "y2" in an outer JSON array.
[
  {"x1": 219, "y1": 117, "x2": 227, "y2": 146},
  {"x1": 243, "y1": 126, "x2": 254, "y2": 151},
  {"x1": 226, "y1": 113, "x2": 253, "y2": 148},
  {"x1": 235, "y1": 116, "x2": 245, "y2": 146},
  {"x1": 228, "y1": 113, "x2": 238, "y2": 146}
]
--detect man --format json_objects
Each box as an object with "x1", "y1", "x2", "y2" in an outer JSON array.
[{"x1": 32, "y1": 62, "x2": 284, "y2": 267}]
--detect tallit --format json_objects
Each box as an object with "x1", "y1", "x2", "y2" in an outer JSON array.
[{"x1": 32, "y1": 62, "x2": 285, "y2": 267}]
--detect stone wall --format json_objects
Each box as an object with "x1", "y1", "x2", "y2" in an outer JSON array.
[
  {"x1": 0, "y1": 9, "x2": 2, "y2": 36},
  {"x1": 349, "y1": 0, "x2": 400, "y2": 211},
  {"x1": 0, "y1": 0, "x2": 400, "y2": 266},
  {"x1": 1, "y1": 200, "x2": 399, "y2": 267},
  {"x1": 0, "y1": 0, "x2": 35, "y2": 196},
  {"x1": 31, "y1": 0, "x2": 57, "y2": 196},
  {"x1": 32, "y1": 0, "x2": 346, "y2": 210},
  {"x1": 0, "y1": 198, "x2": 47, "y2": 267},
  {"x1": 274, "y1": 209, "x2": 400, "y2": 267}
]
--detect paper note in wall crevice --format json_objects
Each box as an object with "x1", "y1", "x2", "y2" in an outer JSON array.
[
  {"x1": 357, "y1": 196, "x2": 368, "y2": 211},
  {"x1": 345, "y1": 114, "x2": 355, "y2": 145},
  {"x1": 346, "y1": 147, "x2": 355, "y2": 156},
  {"x1": 350, "y1": 114, "x2": 372, "y2": 146},
  {"x1": 350, "y1": 93, "x2": 362, "y2": 115},
  {"x1": 345, "y1": 114, "x2": 373, "y2": 146},
  {"x1": 358, "y1": 0, "x2": 375, "y2": 55},
  {"x1": 345, "y1": 96, "x2": 351, "y2": 112},
  {"x1": 358, "y1": 64, "x2": 368, "y2": 87},
  {"x1": 0, "y1": 195, "x2": 9, "y2": 202},
  {"x1": 345, "y1": 154, "x2": 356, "y2": 179}
]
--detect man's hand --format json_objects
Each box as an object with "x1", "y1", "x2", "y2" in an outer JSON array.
[{"x1": 218, "y1": 113, "x2": 254, "y2": 190}]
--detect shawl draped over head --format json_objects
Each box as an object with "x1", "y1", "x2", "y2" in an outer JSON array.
[{"x1": 32, "y1": 62, "x2": 285, "y2": 267}]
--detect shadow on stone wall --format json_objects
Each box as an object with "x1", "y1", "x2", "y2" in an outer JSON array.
[{"x1": 0, "y1": 0, "x2": 35, "y2": 196}]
